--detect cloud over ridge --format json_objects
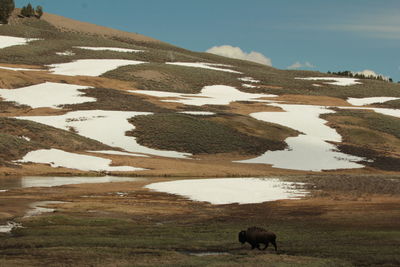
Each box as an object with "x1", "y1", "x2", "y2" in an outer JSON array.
[{"x1": 206, "y1": 45, "x2": 272, "y2": 66}]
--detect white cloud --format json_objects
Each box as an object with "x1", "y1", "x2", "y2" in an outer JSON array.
[
  {"x1": 353, "y1": 69, "x2": 390, "y2": 81},
  {"x1": 206, "y1": 45, "x2": 272, "y2": 66},
  {"x1": 287, "y1": 61, "x2": 315, "y2": 69}
]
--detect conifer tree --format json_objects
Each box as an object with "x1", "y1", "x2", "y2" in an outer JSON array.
[
  {"x1": 35, "y1": 5, "x2": 43, "y2": 18},
  {"x1": 26, "y1": 3, "x2": 34, "y2": 17},
  {"x1": 0, "y1": 0, "x2": 15, "y2": 24}
]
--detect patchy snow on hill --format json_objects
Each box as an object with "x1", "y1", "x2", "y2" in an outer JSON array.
[
  {"x1": 347, "y1": 97, "x2": 399, "y2": 106},
  {"x1": 48, "y1": 59, "x2": 146, "y2": 76},
  {"x1": 339, "y1": 106, "x2": 400, "y2": 118},
  {"x1": 238, "y1": 104, "x2": 365, "y2": 171},
  {"x1": 17, "y1": 110, "x2": 190, "y2": 158},
  {"x1": 0, "y1": 222, "x2": 21, "y2": 233},
  {"x1": 0, "y1": 82, "x2": 95, "y2": 109},
  {"x1": 166, "y1": 62, "x2": 242, "y2": 74},
  {"x1": 16, "y1": 148, "x2": 145, "y2": 172},
  {"x1": 132, "y1": 85, "x2": 276, "y2": 106},
  {"x1": 0, "y1": 35, "x2": 39, "y2": 49},
  {"x1": 56, "y1": 50, "x2": 75, "y2": 56},
  {"x1": 75, "y1": 46, "x2": 143, "y2": 53},
  {"x1": 296, "y1": 77, "x2": 362, "y2": 86},
  {"x1": 146, "y1": 178, "x2": 308, "y2": 205},
  {"x1": 88, "y1": 150, "x2": 149, "y2": 157}
]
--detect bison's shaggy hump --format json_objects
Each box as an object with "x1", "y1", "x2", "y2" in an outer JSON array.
[{"x1": 238, "y1": 226, "x2": 277, "y2": 251}]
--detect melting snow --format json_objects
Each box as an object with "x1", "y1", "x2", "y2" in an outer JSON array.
[
  {"x1": 56, "y1": 50, "x2": 75, "y2": 56},
  {"x1": 132, "y1": 85, "x2": 276, "y2": 106},
  {"x1": 24, "y1": 201, "x2": 67, "y2": 218},
  {"x1": 75, "y1": 46, "x2": 143, "y2": 53},
  {"x1": 238, "y1": 77, "x2": 260, "y2": 83},
  {"x1": 347, "y1": 97, "x2": 400, "y2": 106},
  {"x1": 146, "y1": 178, "x2": 308, "y2": 205},
  {"x1": 238, "y1": 104, "x2": 365, "y2": 171},
  {"x1": 178, "y1": 111, "x2": 216, "y2": 115},
  {"x1": 0, "y1": 66, "x2": 44, "y2": 71},
  {"x1": 17, "y1": 110, "x2": 190, "y2": 158},
  {"x1": 16, "y1": 148, "x2": 145, "y2": 172},
  {"x1": 0, "y1": 35, "x2": 38, "y2": 49},
  {"x1": 48, "y1": 59, "x2": 146, "y2": 76},
  {"x1": 0, "y1": 82, "x2": 95, "y2": 109},
  {"x1": 0, "y1": 222, "x2": 21, "y2": 233},
  {"x1": 166, "y1": 62, "x2": 242, "y2": 74},
  {"x1": 339, "y1": 106, "x2": 400, "y2": 118},
  {"x1": 242, "y1": 84, "x2": 257, "y2": 88},
  {"x1": 88, "y1": 150, "x2": 149, "y2": 157},
  {"x1": 296, "y1": 77, "x2": 362, "y2": 86}
]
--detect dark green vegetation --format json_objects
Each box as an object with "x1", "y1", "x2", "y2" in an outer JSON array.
[
  {"x1": 62, "y1": 88, "x2": 169, "y2": 112},
  {"x1": 129, "y1": 113, "x2": 290, "y2": 155},
  {"x1": 103, "y1": 63, "x2": 241, "y2": 94},
  {"x1": 0, "y1": 117, "x2": 110, "y2": 164},
  {"x1": 0, "y1": 0, "x2": 14, "y2": 24},
  {"x1": 327, "y1": 70, "x2": 394, "y2": 83},
  {"x1": 0, "y1": 175, "x2": 399, "y2": 266},
  {"x1": 322, "y1": 109, "x2": 400, "y2": 171}
]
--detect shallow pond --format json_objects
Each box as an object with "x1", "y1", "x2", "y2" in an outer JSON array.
[{"x1": 0, "y1": 176, "x2": 144, "y2": 190}]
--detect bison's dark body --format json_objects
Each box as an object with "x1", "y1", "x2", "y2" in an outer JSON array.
[{"x1": 238, "y1": 227, "x2": 277, "y2": 251}]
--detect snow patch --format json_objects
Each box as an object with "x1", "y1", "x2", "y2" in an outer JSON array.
[
  {"x1": 178, "y1": 111, "x2": 216, "y2": 115},
  {"x1": 75, "y1": 46, "x2": 143, "y2": 53},
  {"x1": 238, "y1": 77, "x2": 260, "y2": 83},
  {"x1": 56, "y1": 50, "x2": 75, "y2": 56},
  {"x1": 146, "y1": 178, "x2": 308, "y2": 205},
  {"x1": 132, "y1": 85, "x2": 276, "y2": 106},
  {"x1": 48, "y1": 59, "x2": 146, "y2": 76},
  {"x1": 238, "y1": 104, "x2": 365, "y2": 171},
  {"x1": 16, "y1": 149, "x2": 145, "y2": 172},
  {"x1": 296, "y1": 77, "x2": 361, "y2": 86},
  {"x1": 17, "y1": 110, "x2": 190, "y2": 158},
  {"x1": 0, "y1": 82, "x2": 95, "y2": 109},
  {"x1": 166, "y1": 62, "x2": 242, "y2": 74},
  {"x1": 347, "y1": 97, "x2": 399, "y2": 106},
  {"x1": 24, "y1": 201, "x2": 67, "y2": 218},
  {"x1": 0, "y1": 35, "x2": 39, "y2": 49},
  {"x1": 88, "y1": 150, "x2": 149, "y2": 157},
  {"x1": 0, "y1": 222, "x2": 21, "y2": 233}
]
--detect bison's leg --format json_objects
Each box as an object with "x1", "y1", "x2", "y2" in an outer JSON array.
[
  {"x1": 262, "y1": 242, "x2": 269, "y2": 250},
  {"x1": 256, "y1": 243, "x2": 262, "y2": 250},
  {"x1": 251, "y1": 243, "x2": 256, "y2": 250},
  {"x1": 271, "y1": 240, "x2": 277, "y2": 251}
]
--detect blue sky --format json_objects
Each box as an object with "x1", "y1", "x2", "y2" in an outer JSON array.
[{"x1": 16, "y1": 0, "x2": 400, "y2": 81}]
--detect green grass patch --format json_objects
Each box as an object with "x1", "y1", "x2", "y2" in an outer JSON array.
[
  {"x1": 103, "y1": 63, "x2": 241, "y2": 94},
  {"x1": 128, "y1": 113, "x2": 286, "y2": 155}
]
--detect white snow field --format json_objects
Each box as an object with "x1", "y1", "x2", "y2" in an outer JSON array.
[
  {"x1": 48, "y1": 59, "x2": 146, "y2": 76},
  {"x1": 146, "y1": 178, "x2": 308, "y2": 205},
  {"x1": 75, "y1": 46, "x2": 143, "y2": 53},
  {"x1": 296, "y1": 77, "x2": 362, "y2": 86},
  {"x1": 347, "y1": 97, "x2": 400, "y2": 106},
  {"x1": 17, "y1": 149, "x2": 145, "y2": 172},
  {"x1": 166, "y1": 62, "x2": 242, "y2": 74},
  {"x1": 20, "y1": 176, "x2": 144, "y2": 188},
  {"x1": 239, "y1": 104, "x2": 365, "y2": 171},
  {"x1": 0, "y1": 82, "x2": 95, "y2": 109},
  {"x1": 17, "y1": 110, "x2": 190, "y2": 158},
  {"x1": 132, "y1": 85, "x2": 276, "y2": 106},
  {"x1": 0, "y1": 35, "x2": 38, "y2": 49}
]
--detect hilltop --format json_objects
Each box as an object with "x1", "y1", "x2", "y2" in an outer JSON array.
[{"x1": 0, "y1": 11, "x2": 399, "y2": 177}]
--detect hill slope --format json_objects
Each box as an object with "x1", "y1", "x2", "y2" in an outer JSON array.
[{"x1": 0, "y1": 13, "x2": 399, "y2": 176}]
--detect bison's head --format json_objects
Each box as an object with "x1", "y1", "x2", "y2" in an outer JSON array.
[{"x1": 238, "y1": 230, "x2": 246, "y2": 244}]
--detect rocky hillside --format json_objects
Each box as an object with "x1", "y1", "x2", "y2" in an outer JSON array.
[{"x1": 0, "y1": 12, "x2": 399, "y2": 176}]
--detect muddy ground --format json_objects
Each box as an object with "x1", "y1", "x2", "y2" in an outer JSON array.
[{"x1": 0, "y1": 174, "x2": 399, "y2": 266}]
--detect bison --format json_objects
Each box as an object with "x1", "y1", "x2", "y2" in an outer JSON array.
[{"x1": 238, "y1": 226, "x2": 277, "y2": 251}]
